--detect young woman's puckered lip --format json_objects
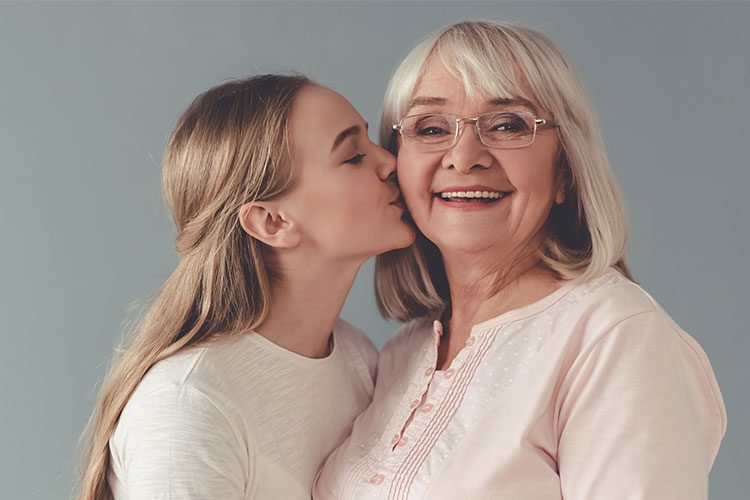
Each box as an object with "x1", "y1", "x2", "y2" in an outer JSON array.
[{"x1": 389, "y1": 193, "x2": 406, "y2": 208}]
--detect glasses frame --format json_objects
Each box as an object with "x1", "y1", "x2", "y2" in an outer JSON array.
[{"x1": 392, "y1": 111, "x2": 559, "y2": 151}]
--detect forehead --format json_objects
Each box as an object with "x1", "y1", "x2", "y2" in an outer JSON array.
[
  {"x1": 291, "y1": 85, "x2": 361, "y2": 145},
  {"x1": 413, "y1": 59, "x2": 462, "y2": 93},
  {"x1": 293, "y1": 84, "x2": 356, "y2": 121},
  {"x1": 408, "y1": 55, "x2": 536, "y2": 112}
]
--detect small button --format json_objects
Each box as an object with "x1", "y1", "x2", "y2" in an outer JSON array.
[
  {"x1": 397, "y1": 436, "x2": 409, "y2": 447},
  {"x1": 424, "y1": 367, "x2": 435, "y2": 377},
  {"x1": 391, "y1": 434, "x2": 400, "y2": 445},
  {"x1": 369, "y1": 473, "x2": 385, "y2": 485},
  {"x1": 444, "y1": 368, "x2": 455, "y2": 379},
  {"x1": 421, "y1": 403, "x2": 434, "y2": 413},
  {"x1": 466, "y1": 336, "x2": 476, "y2": 347},
  {"x1": 410, "y1": 399, "x2": 420, "y2": 409}
]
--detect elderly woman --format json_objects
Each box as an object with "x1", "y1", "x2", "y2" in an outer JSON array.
[{"x1": 315, "y1": 20, "x2": 726, "y2": 499}]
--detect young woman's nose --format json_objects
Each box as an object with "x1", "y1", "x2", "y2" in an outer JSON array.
[{"x1": 374, "y1": 145, "x2": 398, "y2": 182}]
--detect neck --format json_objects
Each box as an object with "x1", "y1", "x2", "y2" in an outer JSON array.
[
  {"x1": 256, "y1": 255, "x2": 362, "y2": 359},
  {"x1": 442, "y1": 248, "x2": 547, "y2": 324},
  {"x1": 435, "y1": 243, "x2": 560, "y2": 370}
]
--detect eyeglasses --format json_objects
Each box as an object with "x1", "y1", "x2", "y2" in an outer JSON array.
[{"x1": 392, "y1": 111, "x2": 559, "y2": 152}]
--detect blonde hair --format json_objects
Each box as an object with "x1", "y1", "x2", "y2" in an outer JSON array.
[
  {"x1": 375, "y1": 20, "x2": 632, "y2": 321},
  {"x1": 76, "y1": 73, "x2": 310, "y2": 500}
]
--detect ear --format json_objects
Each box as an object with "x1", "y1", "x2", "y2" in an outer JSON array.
[
  {"x1": 554, "y1": 186, "x2": 565, "y2": 205},
  {"x1": 554, "y1": 147, "x2": 568, "y2": 205},
  {"x1": 554, "y1": 163, "x2": 567, "y2": 205},
  {"x1": 238, "y1": 202, "x2": 300, "y2": 249}
]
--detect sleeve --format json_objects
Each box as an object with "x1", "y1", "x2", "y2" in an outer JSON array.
[
  {"x1": 111, "y1": 383, "x2": 249, "y2": 499},
  {"x1": 556, "y1": 310, "x2": 727, "y2": 500}
]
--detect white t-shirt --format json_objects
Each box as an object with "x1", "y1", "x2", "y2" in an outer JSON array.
[{"x1": 108, "y1": 318, "x2": 377, "y2": 500}]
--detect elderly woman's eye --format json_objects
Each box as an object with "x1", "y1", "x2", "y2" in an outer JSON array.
[
  {"x1": 417, "y1": 126, "x2": 450, "y2": 136},
  {"x1": 487, "y1": 113, "x2": 531, "y2": 134},
  {"x1": 413, "y1": 115, "x2": 452, "y2": 137}
]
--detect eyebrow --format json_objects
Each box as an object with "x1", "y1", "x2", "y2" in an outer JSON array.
[
  {"x1": 331, "y1": 124, "x2": 365, "y2": 152},
  {"x1": 488, "y1": 97, "x2": 539, "y2": 115},
  {"x1": 407, "y1": 96, "x2": 448, "y2": 108},
  {"x1": 407, "y1": 96, "x2": 539, "y2": 115}
]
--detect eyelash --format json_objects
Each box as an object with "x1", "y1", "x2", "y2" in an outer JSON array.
[{"x1": 344, "y1": 153, "x2": 366, "y2": 165}]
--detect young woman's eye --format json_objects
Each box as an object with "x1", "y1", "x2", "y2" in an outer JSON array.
[{"x1": 344, "y1": 153, "x2": 366, "y2": 165}]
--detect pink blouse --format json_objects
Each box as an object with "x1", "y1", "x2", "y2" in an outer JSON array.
[{"x1": 314, "y1": 269, "x2": 726, "y2": 499}]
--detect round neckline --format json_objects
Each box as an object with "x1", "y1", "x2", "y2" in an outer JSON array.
[
  {"x1": 468, "y1": 277, "x2": 577, "y2": 332},
  {"x1": 246, "y1": 325, "x2": 339, "y2": 366},
  {"x1": 429, "y1": 275, "x2": 580, "y2": 336}
]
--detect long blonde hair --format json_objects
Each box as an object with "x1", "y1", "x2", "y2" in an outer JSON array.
[
  {"x1": 76, "y1": 73, "x2": 310, "y2": 500},
  {"x1": 375, "y1": 20, "x2": 632, "y2": 321}
]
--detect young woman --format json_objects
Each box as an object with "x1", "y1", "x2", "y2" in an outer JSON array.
[
  {"x1": 78, "y1": 74, "x2": 414, "y2": 499},
  {"x1": 315, "y1": 21, "x2": 726, "y2": 499}
]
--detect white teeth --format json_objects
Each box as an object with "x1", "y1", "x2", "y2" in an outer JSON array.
[{"x1": 439, "y1": 190, "x2": 504, "y2": 200}]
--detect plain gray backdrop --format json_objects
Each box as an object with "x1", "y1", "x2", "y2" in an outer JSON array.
[{"x1": 1, "y1": 1, "x2": 747, "y2": 498}]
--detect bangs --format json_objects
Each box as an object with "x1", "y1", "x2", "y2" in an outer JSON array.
[
  {"x1": 431, "y1": 32, "x2": 532, "y2": 106},
  {"x1": 382, "y1": 20, "x2": 587, "y2": 149}
]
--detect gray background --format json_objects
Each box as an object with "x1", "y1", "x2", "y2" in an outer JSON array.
[{"x1": 0, "y1": 1, "x2": 747, "y2": 498}]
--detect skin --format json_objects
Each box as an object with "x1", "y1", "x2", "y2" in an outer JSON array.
[
  {"x1": 240, "y1": 84, "x2": 415, "y2": 358},
  {"x1": 396, "y1": 59, "x2": 565, "y2": 369}
]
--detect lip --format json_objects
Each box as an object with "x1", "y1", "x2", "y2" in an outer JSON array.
[{"x1": 389, "y1": 193, "x2": 405, "y2": 209}]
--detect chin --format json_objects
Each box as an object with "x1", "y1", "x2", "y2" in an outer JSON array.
[{"x1": 430, "y1": 231, "x2": 499, "y2": 255}]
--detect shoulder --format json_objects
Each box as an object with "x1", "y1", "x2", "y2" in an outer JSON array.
[
  {"x1": 117, "y1": 381, "x2": 234, "y2": 432},
  {"x1": 335, "y1": 317, "x2": 377, "y2": 357},
  {"x1": 555, "y1": 268, "x2": 667, "y2": 344},
  {"x1": 110, "y1": 380, "x2": 249, "y2": 497},
  {"x1": 552, "y1": 268, "x2": 725, "y2": 401},
  {"x1": 556, "y1": 270, "x2": 726, "y2": 438},
  {"x1": 117, "y1": 377, "x2": 244, "y2": 444},
  {"x1": 120, "y1": 343, "x2": 252, "y2": 440},
  {"x1": 334, "y1": 317, "x2": 379, "y2": 386}
]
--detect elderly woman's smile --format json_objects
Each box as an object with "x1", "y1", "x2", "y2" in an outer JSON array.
[{"x1": 435, "y1": 186, "x2": 510, "y2": 204}]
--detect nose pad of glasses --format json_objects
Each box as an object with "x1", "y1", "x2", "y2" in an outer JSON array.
[{"x1": 452, "y1": 118, "x2": 484, "y2": 148}]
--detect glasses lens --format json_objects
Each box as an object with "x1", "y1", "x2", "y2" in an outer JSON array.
[
  {"x1": 479, "y1": 112, "x2": 536, "y2": 148},
  {"x1": 402, "y1": 114, "x2": 456, "y2": 150}
]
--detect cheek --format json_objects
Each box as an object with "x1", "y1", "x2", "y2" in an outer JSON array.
[{"x1": 396, "y1": 154, "x2": 434, "y2": 205}]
